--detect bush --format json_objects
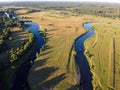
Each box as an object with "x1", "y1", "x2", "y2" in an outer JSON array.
[{"x1": 9, "y1": 37, "x2": 13, "y2": 41}]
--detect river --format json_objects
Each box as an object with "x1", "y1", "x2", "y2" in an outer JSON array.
[
  {"x1": 6, "y1": 11, "x2": 98, "y2": 90},
  {"x1": 75, "y1": 22, "x2": 99, "y2": 90},
  {"x1": 11, "y1": 22, "x2": 96, "y2": 90}
]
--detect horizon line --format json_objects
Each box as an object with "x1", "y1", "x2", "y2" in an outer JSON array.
[{"x1": 0, "y1": 0, "x2": 120, "y2": 4}]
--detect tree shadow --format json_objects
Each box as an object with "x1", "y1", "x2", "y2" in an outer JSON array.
[
  {"x1": 34, "y1": 57, "x2": 49, "y2": 66},
  {"x1": 41, "y1": 73, "x2": 66, "y2": 89},
  {"x1": 46, "y1": 33, "x2": 54, "y2": 37},
  {"x1": 42, "y1": 45, "x2": 53, "y2": 51},
  {"x1": 45, "y1": 33, "x2": 54, "y2": 41},
  {"x1": 7, "y1": 30, "x2": 28, "y2": 50},
  {"x1": 40, "y1": 51, "x2": 52, "y2": 56},
  {"x1": 47, "y1": 29, "x2": 58, "y2": 32},
  {"x1": 67, "y1": 84, "x2": 80, "y2": 90},
  {"x1": 31, "y1": 67, "x2": 59, "y2": 87},
  {"x1": 45, "y1": 36, "x2": 53, "y2": 41}
]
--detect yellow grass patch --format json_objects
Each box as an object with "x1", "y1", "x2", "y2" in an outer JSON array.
[{"x1": 85, "y1": 24, "x2": 120, "y2": 90}]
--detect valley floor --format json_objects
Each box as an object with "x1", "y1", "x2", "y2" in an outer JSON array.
[{"x1": 14, "y1": 8, "x2": 120, "y2": 90}]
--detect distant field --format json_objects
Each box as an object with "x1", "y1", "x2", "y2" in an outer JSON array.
[
  {"x1": 85, "y1": 24, "x2": 120, "y2": 90},
  {"x1": 14, "y1": 6, "x2": 120, "y2": 90},
  {"x1": 14, "y1": 9, "x2": 29, "y2": 15}
]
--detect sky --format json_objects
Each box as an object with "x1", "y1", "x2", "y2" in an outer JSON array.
[{"x1": 0, "y1": 0, "x2": 120, "y2": 3}]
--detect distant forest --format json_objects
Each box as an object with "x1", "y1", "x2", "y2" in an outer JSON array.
[{"x1": 1, "y1": 1, "x2": 120, "y2": 18}]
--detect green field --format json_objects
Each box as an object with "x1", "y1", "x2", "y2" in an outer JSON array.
[{"x1": 85, "y1": 24, "x2": 120, "y2": 90}]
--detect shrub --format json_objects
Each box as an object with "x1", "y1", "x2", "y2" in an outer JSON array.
[{"x1": 9, "y1": 37, "x2": 13, "y2": 41}]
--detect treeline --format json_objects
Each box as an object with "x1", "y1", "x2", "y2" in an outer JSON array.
[
  {"x1": 0, "y1": 28, "x2": 11, "y2": 40},
  {"x1": 8, "y1": 2, "x2": 120, "y2": 18},
  {"x1": 0, "y1": 11, "x2": 24, "y2": 53},
  {"x1": 0, "y1": 12, "x2": 22, "y2": 29},
  {"x1": 0, "y1": 28, "x2": 10, "y2": 53},
  {"x1": 2, "y1": 2, "x2": 120, "y2": 18},
  {"x1": 9, "y1": 32, "x2": 35, "y2": 63},
  {"x1": 68, "y1": 3, "x2": 120, "y2": 18},
  {"x1": 0, "y1": 10, "x2": 38, "y2": 90}
]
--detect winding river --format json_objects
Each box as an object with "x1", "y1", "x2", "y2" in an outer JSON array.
[
  {"x1": 75, "y1": 22, "x2": 98, "y2": 90},
  {"x1": 7, "y1": 9, "x2": 97, "y2": 90},
  {"x1": 4, "y1": 11, "x2": 103, "y2": 90},
  {"x1": 11, "y1": 22, "x2": 44, "y2": 90},
  {"x1": 11, "y1": 22, "x2": 96, "y2": 90}
]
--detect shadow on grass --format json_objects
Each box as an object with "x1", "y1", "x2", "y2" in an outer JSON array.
[
  {"x1": 41, "y1": 73, "x2": 66, "y2": 89},
  {"x1": 47, "y1": 29, "x2": 58, "y2": 32},
  {"x1": 45, "y1": 33, "x2": 54, "y2": 40},
  {"x1": 31, "y1": 67, "x2": 59, "y2": 88},
  {"x1": 47, "y1": 33, "x2": 54, "y2": 36},
  {"x1": 45, "y1": 36, "x2": 53, "y2": 41},
  {"x1": 30, "y1": 57, "x2": 66, "y2": 89},
  {"x1": 34, "y1": 57, "x2": 49, "y2": 66},
  {"x1": 40, "y1": 51, "x2": 52, "y2": 56},
  {"x1": 67, "y1": 84, "x2": 79, "y2": 90},
  {"x1": 42, "y1": 45, "x2": 53, "y2": 51},
  {"x1": 67, "y1": 44, "x2": 74, "y2": 72}
]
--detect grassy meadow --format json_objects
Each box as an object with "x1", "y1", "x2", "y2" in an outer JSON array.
[
  {"x1": 85, "y1": 24, "x2": 120, "y2": 90},
  {"x1": 19, "y1": 11, "x2": 87, "y2": 90},
  {"x1": 14, "y1": 8, "x2": 120, "y2": 90}
]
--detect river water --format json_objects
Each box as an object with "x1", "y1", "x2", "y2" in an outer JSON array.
[{"x1": 75, "y1": 22, "x2": 98, "y2": 90}]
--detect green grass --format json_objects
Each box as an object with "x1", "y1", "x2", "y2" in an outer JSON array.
[
  {"x1": 84, "y1": 24, "x2": 120, "y2": 90},
  {"x1": 28, "y1": 32, "x2": 80, "y2": 90}
]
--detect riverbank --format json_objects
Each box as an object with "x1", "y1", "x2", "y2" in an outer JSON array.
[
  {"x1": 0, "y1": 12, "x2": 42, "y2": 89},
  {"x1": 10, "y1": 21, "x2": 44, "y2": 90},
  {"x1": 67, "y1": 29, "x2": 89, "y2": 88},
  {"x1": 84, "y1": 23, "x2": 120, "y2": 90},
  {"x1": 73, "y1": 23, "x2": 96, "y2": 90},
  {"x1": 0, "y1": 11, "x2": 39, "y2": 90},
  {"x1": 4, "y1": 32, "x2": 38, "y2": 90}
]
